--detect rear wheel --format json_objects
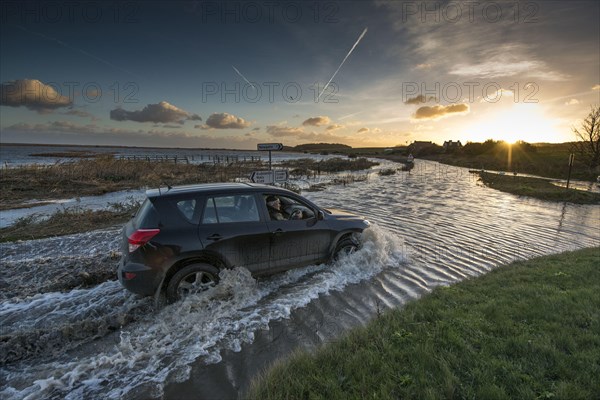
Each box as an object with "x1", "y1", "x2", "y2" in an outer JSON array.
[
  {"x1": 166, "y1": 263, "x2": 219, "y2": 303},
  {"x1": 332, "y1": 237, "x2": 359, "y2": 261}
]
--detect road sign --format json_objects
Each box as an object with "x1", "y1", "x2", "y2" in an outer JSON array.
[
  {"x1": 274, "y1": 169, "x2": 288, "y2": 182},
  {"x1": 250, "y1": 170, "x2": 274, "y2": 184},
  {"x1": 250, "y1": 169, "x2": 288, "y2": 184},
  {"x1": 257, "y1": 143, "x2": 283, "y2": 151}
]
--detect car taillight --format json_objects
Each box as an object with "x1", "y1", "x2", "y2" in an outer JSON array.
[{"x1": 128, "y1": 229, "x2": 160, "y2": 253}]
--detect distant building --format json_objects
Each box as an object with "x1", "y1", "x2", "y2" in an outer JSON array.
[
  {"x1": 443, "y1": 140, "x2": 463, "y2": 152},
  {"x1": 410, "y1": 141, "x2": 434, "y2": 153}
]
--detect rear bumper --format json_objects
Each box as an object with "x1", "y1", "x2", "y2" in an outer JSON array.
[{"x1": 118, "y1": 258, "x2": 163, "y2": 296}]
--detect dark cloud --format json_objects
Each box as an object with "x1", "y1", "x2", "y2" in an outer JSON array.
[
  {"x1": 204, "y1": 112, "x2": 251, "y2": 129},
  {"x1": 110, "y1": 101, "x2": 201, "y2": 124},
  {"x1": 1, "y1": 79, "x2": 72, "y2": 112},
  {"x1": 326, "y1": 124, "x2": 344, "y2": 131},
  {"x1": 413, "y1": 104, "x2": 470, "y2": 120},
  {"x1": 404, "y1": 95, "x2": 437, "y2": 105},
  {"x1": 357, "y1": 127, "x2": 369, "y2": 133},
  {"x1": 302, "y1": 116, "x2": 331, "y2": 126}
]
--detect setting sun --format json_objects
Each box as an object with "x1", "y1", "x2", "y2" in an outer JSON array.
[{"x1": 463, "y1": 103, "x2": 565, "y2": 144}]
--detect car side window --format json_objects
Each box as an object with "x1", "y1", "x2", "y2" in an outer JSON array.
[
  {"x1": 264, "y1": 194, "x2": 315, "y2": 220},
  {"x1": 176, "y1": 199, "x2": 197, "y2": 222},
  {"x1": 202, "y1": 194, "x2": 260, "y2": 224}
]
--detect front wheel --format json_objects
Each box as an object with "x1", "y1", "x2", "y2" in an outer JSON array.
[
  {"x1": 166, "y1": 263, "x2": 219, "y2": 303},
  {"x1": 332, "y1": 237, "x2": 359, "y2": 262}
]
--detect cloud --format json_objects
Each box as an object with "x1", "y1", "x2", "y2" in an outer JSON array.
[
  {"x1": 266, "y1": 125, "x2": 306, "y2": 137},
  {"x1": 326, "y1": 124, "x2": 344, "y2": 131},
  {"x1": 565, "y1": 99, "x2": 580, "y2": 106},
  {"x1": 413, "y1": 104, "x2": 470, "y2": 120},
  {"x1": 593, "y1": 85, "x2": 600, "y2": 90},
  {"x1": 203, "y1": 112, "x2": 251, "y2": 129},
  {"x1": 404, "y1": 95, "x2": 437, "y2": 105},
  {"x1": 449, "y1": 59, "x2": 567, "y2": 81},
  {"x1": 356, "y1": 127, "x2": 382, "y2": 134},
  {"x1": 8, "y1": 120, "x2": 98, "y2": 134},
  {"x1": 62, "y1": 109, "x2": 98, "y2": 121},
  {"x1": 302, "y1": 116, "x2": 331, "y2": 126},
  {"x1": 414, "y1": 63, "x2": 432, "y2": 70},
  {"x1": 0, "y1": 79, "x2": 72, "y2": 112},
  {"x1": 479, "y1": 89, "x2": 514, "y2": 102},
  {"x1": 3, "y1": 121, "x2": 260, "y2": 149},
  {"x1": 265, "y1": 125, "x2": 351, "y2": 143},
  {"x1": 110, "y1": 101, "x2": 201, "y2": 124}
]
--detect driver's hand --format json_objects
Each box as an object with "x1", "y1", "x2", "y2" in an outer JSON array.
[{"x1": 290, "y1": 210, "x2": 303, "y2": 219}]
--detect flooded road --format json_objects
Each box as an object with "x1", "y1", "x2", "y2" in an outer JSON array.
[{"x1": 1, "y1": 160, "x2": 598, "y2": 399}]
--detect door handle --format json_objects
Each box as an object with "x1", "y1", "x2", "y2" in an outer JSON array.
[
  {"x1": 272, "y1": 228, "x2": 285, "y2": 236},
  {"x1": 206, "y1": 234, "x2": 222, "y2": 241}
]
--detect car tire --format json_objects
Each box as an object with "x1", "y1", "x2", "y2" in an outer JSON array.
[
  {"x1": 166, "y1": 263, "x2": 220, "y2": 303},
  {"x1": 332, "y1": 237, "x2": 359, "y2": 261}
]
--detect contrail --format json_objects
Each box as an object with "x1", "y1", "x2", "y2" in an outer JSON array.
[
  {"x1": 339, "y1": 110, "x2": 363, "y2": 120},
  {"x1": 318, "y1": 27, "x2": 368, "y2": 100},
  {"x1": 232, "y1": 65, "x2": 256, "y2": 90},
  {"x1": 14, "y1": 25, "x2": 143, "y2": 79}
]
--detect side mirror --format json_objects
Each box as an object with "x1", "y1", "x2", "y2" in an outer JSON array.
[{"x1": 317, "y1": 210, "x2": 325, "y2": 220}]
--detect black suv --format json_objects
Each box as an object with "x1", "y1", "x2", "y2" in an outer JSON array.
[{"x1": 118, "y1": 183, "x2": 370, "y2": 302}]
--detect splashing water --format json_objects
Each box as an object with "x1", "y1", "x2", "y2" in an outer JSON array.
[{"x1": 1, "y1": 225, "x2": 405, "y2": 399}]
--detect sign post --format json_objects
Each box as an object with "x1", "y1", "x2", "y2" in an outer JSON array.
[
  {"x1": 566, "y1": 153, "x2": 574, "y2": 189},
  {"x1": 257, "y1": 143, "x2": 283, "y2": 170}
]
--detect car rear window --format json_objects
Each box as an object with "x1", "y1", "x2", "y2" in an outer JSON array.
[
  {"x1": 202, "y1": 194, "x2": 259, "y2": 224},
  {"x1": 134, "y1": 198, "x2": 160, "y2": 228}
]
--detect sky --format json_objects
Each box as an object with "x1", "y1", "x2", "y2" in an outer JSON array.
[{"x1": 1, "y1": 0, "x2": 599, "y2": 149}]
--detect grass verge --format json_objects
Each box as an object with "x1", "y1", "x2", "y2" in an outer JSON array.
[
  {"x1": 423, "y1": 142, "x2": 598, "y2": 182},
  {"x1": 249, "y1": 247, "x2": 600, "y2": 400},
  {"x1": 478, "y1": 172, "x2": 600, "y2": 204}
]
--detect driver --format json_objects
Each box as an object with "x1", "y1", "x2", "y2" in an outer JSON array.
[{"x1": 266, "y1": 196, "x2": 302, "y2": 220}]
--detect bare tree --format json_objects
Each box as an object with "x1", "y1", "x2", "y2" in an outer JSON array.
[{"x1": 572, "y1": 106, "x2": 600, "y2": 170}]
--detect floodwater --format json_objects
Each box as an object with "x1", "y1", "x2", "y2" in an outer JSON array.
[
  {"x1": 0, "y1": 144, "x2": 333, "y2": 167},
  {"x1": 1, "y1": 160, "x2": 598, "y2": 399}
]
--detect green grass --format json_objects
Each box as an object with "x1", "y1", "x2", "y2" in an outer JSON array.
[
  {"x1": 478, "y1": 172, "x2": 600, "y2": 204},
  {"x1": 249, "y1": 247, "x2": 600, "y2": 400},
  {"x1": 425, "y1": 142, "x2": 598, "y2": 181}
]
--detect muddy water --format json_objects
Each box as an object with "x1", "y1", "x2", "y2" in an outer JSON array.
[{"x1": 1, "y1": 161, "x2": 598, "y2": 399}]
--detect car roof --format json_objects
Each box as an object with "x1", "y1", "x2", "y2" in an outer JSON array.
[{"x1": 146, "y1": 182, "x2": 295, "y2": 198}]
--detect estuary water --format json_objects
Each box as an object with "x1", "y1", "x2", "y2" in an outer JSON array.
[{"x1": 1, "y1": 160, "x2": 598, "y2": 399}]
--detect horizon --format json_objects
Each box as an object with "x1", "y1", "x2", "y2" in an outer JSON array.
[
  {"x1": 1, "y1": 1, "x2": 599, "y2": 149},
  {"x1": 0, "y1": 138, "x2": 578, "y2": 152}
]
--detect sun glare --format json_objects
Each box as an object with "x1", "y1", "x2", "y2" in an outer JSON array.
[{"x1": 463, "y1": 103, "x2": 565, "y2": 143}]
